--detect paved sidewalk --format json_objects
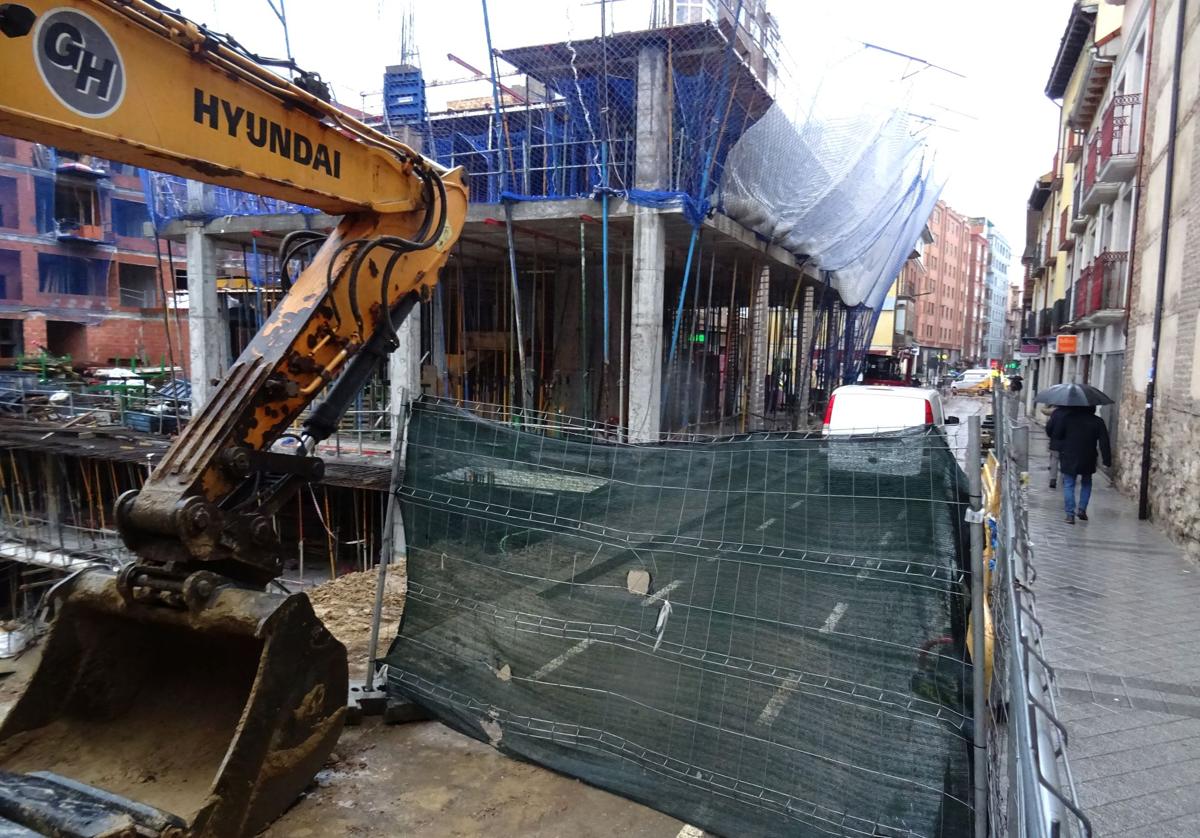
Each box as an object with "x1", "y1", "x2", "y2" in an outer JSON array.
[{"x1": 1025, "y1": 431, "x2": 1200, "y2": 837}]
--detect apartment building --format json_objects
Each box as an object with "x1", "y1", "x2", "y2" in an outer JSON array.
[
  {"x1": 982, "y1": 223, "x2": 1011, "y2": 362},
  {"x1": 1118, "y1": 0, "x2": 1200, "y2": 547},
  {"x1": 0, "y1": 136, "x2": 184, "y2": 367},
  {"x1": 911, "y1": 200, "x2": 987, "y2": 376},
  {"x1": 1021, "y1": 0, "x2": 1143, "y2": 461},
  {"x1": 965, "y1": 220, "x2": 989, "y2": 361},
  {"x1": 868, "y1": 227, "x2": 931, "y2": 364}
]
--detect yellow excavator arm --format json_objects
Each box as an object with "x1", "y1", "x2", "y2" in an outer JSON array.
[{"x1": 0, "y1": 2, "x2": 467, "y2": 835}]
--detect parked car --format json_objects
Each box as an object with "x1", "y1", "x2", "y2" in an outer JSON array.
[
  {"x1": 822, "y1": 385, "x2": 960, "y2": 476},
  {"x1": 823, "y1": 385, "x2": 960, "y2": 435},
  {"x1": 950, "y1": 368, "x2": 994, "y2": 394}
]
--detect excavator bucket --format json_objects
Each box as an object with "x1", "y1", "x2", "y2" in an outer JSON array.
[{"x1": 0, "y1": 569, "x2": 347, "y2": 837}]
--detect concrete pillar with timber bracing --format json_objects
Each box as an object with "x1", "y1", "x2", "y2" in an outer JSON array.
[
  {"x1": 628, "y1": 45, "x2": 669, "y2": 443},
  {"x1": 184, "y1": 181, "x2": 227, "y2": 412}
]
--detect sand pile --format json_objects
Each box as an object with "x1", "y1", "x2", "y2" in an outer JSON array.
[{"x1": 307, "y1": 567, "x2": 406, "y2": 675}]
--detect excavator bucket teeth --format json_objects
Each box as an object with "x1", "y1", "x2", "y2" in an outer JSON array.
[{"x1": 0, "y1": 570, "x2": 347, "y2": 837}]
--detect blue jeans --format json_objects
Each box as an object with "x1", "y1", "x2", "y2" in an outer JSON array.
[{"x1": 1062, "y1": 473, "x2": 1092, "y2": 517}]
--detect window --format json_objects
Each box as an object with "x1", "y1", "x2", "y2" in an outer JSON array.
[
  {"x1": 118, "y1": 263, "x2": 158, "y2": 307},
  {"x1": 0, "y1": 318, "x2": 21, "y2": 357},
  {"x1": 37, "y1": 253, "x2": 107, "y2": 296},
  {"x1": 45, "y1": 320, "x2": 85, "y2": 359},
  {"x1": 0, "y1": 138, "x2": 15, "y2": 159},
  {"x1": 34, "y1": 177, "x2": 55, "y2": 234},
  {"x1": 112, "y1": 199, "x2": 150, "y2": 238},
  {"x1": 53, "y1": 180, "x2": 102, "y2": 235},
  {"x1": 674, "y1": 0, "x2": 715, "y2": 23},
  {"x1": 0, "y1": 177, "x2": 16, "y2": 229},
  {"x1": 0, "y1": 249, "x2": 18, "y2": 300}
]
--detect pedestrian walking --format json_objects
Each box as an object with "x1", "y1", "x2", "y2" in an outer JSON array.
[
  {"x1": 1043, "y1": 405, "x2": 1068, "y2": 489},
  {"x1": 1051, "y1": 405, "x2": 1112, "y2": 524}
]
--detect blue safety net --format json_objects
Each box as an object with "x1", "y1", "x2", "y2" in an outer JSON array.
[{"x1": 139, "y1": 170, "x2": 319, "y2": 229}]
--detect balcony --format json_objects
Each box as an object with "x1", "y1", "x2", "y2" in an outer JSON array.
[
  {"x1": 55, "y1": 154, "x2": 111, "y2": 179},
  {"x1": 1074, "y1": 251, "x2": 1129, "y2": 327},
  {"x1": 1081, "y1": 94, "x2": 1141, "y2": 213},
  {"x1": 1097, "y1": 95, "x2": 1140, "y2": 182},
  {"x1": 54, "y1": 218, "x2": 112, "y2": 244},
  {"x1": 1070, "y1": 177, "x2": 1088, "y2": 234},
  {"x1": 1052, "y1": 297, "x2": 1070, "y2": 332},
  {"x1": 1037, "y1": 307, "x2": 1053, "y2": 337},
  {"x1": 1065, "y1": 129, "x2": 1085, "y2": 163},
  {"x1": 1058, "y1": 208, "x2": 1074, "y2": 251},
  {"x1": 1073, "y1": 264, "x2": 1095, "y2": 321},
  {"x1": 1042, "y1": 229, "x2": 1056, "y2": 269}
]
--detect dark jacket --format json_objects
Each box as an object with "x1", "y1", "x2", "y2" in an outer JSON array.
[
  {"x1": 1052, "y1": 408, "x2": 1112, "y2": 476},
  {"x1": 1044, "y1": 406, "x2": 1069, "y2": 452}
]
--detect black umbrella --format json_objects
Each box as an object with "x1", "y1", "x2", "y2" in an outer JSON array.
[{"x1": 1033, "y1": 382, "x2": 1114, "y2": 406}]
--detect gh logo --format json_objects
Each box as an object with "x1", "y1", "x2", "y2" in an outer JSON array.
[{"x1": 34, "y1": 8, "x2": 125, "y2": 118}]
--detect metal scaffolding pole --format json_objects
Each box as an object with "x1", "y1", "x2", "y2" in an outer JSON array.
[{"x1": 968, "y1": 414, "x2": 987, "y2": 838}]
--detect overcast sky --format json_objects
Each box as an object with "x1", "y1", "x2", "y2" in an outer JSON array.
[{"x1": 169, "y1": 0, "x2": 1074, "y2": 279}]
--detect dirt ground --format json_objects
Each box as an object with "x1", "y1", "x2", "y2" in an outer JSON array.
[
  {"x1": 267, "y1": 720, "x2": 682, "y2": 838},
  {"x1": 0, "y1": 575, "x2": 683, "y2": 838},
  {"x1": 288, "y1": 569, "x2": 682, "y2": 837}
]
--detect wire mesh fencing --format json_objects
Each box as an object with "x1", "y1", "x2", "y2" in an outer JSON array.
[
  {"x1": 984, "y1": 390, "x2": 1091, "y2": 838},
  {"x1": 385, "y1": 396, "x2": 975, "y2": 836}
]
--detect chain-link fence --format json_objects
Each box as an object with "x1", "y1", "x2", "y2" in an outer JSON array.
[
  {"x1": 984, "y1": 389, "x2": 1091, "y2": 838},
  {"x1": 386, "y1": 396, "x2": 974, "y2": 837}
]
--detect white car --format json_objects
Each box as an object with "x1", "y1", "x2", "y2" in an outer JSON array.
[
  {"x1": 823, "y1": 385, "x2": 959, "y2": 436},
  {"x1": 949, "y1": 368, "x2": 993, "y2": 394},
  {"x1": 822, "y1": 385, "x2": 960, "y2": 476}
]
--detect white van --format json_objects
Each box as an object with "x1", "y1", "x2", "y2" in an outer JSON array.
[
  {"x1": 822, "y1": 385, "x2": 960, "y2": 476},
  {"x1": 823, "y1": 385, "x2": 959, "y2": 436},
  {"x1": 950, "y1": 368, "x2": 993, "y2": 394}
]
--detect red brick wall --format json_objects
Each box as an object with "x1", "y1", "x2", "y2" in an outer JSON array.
[
  {"x1": 83, "y1": 315, "x2": 189, "y2": 368},
  {"x1": 14, "y1": 313, "x2": 187, "y2": 368},
  {"x1": 0, "y1": 136, "x2": 188, "y2": 370},
  {"x1": 914, "y1": 200, "x2": 970, "y2": 354}
]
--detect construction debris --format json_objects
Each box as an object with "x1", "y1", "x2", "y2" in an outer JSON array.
[{"x1": 308, "y1": 569, "x2": 406, "y2": 677}]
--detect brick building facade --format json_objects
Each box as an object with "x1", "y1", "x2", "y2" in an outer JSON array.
[
  {"x1": 966, "y1": 220, "x2": 989, "y2": 361},
  {"x1": 0, "y1": 136, "x2": 186, "y2": 369},
  {"x1": 912, "y1": 200, "x2": 987, "y2": 376}
]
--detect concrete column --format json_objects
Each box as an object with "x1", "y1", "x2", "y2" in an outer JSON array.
[
  {"x1": 629, "y1": 211, "x2": 665, "y2": 441},
  {"x1": 628, "y1": 46, "x2": 670, "y2": 443},
  {"x1": 797, "y1": 285, "x2": 815, "y2": 420},
  {"x1": 389, "y1": 302, "x2": 422, "y2": 444},
  {"x1": 184, "y1": 180, "x2": 226, "y2": 411},
  {"x1": 386, "y1": 302, "x2": 420, "y2": 569},
  {"x1": 747, "y1": 265, "x2": 770, "y2": 429},
  {"x1": 40, "y1": 456, "x2": 60, "y2": 534}
]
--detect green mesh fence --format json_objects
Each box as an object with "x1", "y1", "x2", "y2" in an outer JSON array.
[{"x1": 385, "y1": 399, "x2": 973, "y2": 837}]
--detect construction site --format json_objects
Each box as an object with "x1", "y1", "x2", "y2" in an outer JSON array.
[{"x1": 0, "y1": 1, "x2": 1087, "y2": 837}]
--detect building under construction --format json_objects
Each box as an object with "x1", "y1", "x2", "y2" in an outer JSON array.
[{"x1": 0, "y1": 2, "x2": 965, "y2": 836}]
